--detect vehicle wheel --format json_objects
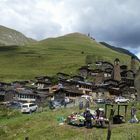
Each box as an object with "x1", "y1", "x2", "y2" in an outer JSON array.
[
  {"x1": 35, "y1": 107, "x2": 38, "y2": 112},
  {"x1": 29, "y1": 110, "x2": 32, "y2": 114}
]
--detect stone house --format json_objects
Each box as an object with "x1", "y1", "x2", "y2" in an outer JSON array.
[
  {"x1": 57, "y1": 72, "x2": 70, "y2": 80},
  {"x1": 78, "y1": 66, "x2": 89, "y2": 78},
  {"x1": 71, "y1": 75, "x2": 84, "y2": 82},
  {"x1": 35, "y1": 76, "x2": 52, "y2": 89},
  {"x1": 121, "y1": 70, "x2": 135, "y2": 86},
  {"x1": 14, "y1": 88, "x2": 36, "y2": 103},
  {"x1": 120, "y1": 65, "x2": 128, "y2": 73}
]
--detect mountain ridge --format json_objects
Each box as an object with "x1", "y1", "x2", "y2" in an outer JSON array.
[
  {"x1": 100, "y1": 42, "x2": 140, "y2": 61},
  {"x1": 0, "y1": 25, "x2": 36, "y2": 46},
  {"x1": 0, "y1": 25, "x2": 138, "y2": 61}
]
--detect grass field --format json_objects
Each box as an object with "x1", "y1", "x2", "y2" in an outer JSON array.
[
  {"x1": 0, "y1": 102, "x2": 140, "y2": 140},
  {"x1": 0, "y1": 33, "x2": 132, "y2": 82}
]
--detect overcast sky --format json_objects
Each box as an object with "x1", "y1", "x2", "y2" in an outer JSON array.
[{"x1": 0, "y1": 0, "x2": 140, "y2": 58}]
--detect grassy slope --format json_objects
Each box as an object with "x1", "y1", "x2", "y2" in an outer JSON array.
[
  {"x1": 0, "y1": 33, "x2": 131, "y2": 81},
  {"x1": 0, "y1": 103, "x2": 140, "y2": 140}
]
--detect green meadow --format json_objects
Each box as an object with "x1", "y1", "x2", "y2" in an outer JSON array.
[{"x1": 0, "y1": 103, "x2": 140, "y2": 140}]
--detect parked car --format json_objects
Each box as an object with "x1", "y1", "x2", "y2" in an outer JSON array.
[
  {"x1": 115, "y1": 96, "x2": 130, "y2": 104},
  {"x1": 7, "y1": 101, "x2": 22, "y2": 110},
  {"x1": 21, "y1": 103, "x2": 38, "y2": 113},
  {"x1": 52, "y1": 100, "x2": 62, "y2": 108},
  {"x1": 50, "y1": 97, "x2": 73, "y2": 109},
  {"x1": 49, "y1": 99, "x2": 64, "y2": 109},
  {"x1": 65, "y1": 97, "x2": 70, "y2": 103},
  {"x1": 94, "y1": 98, "x2": 105, "y2": 104},
  {"x1": 81, "y1": 95, "x2": 93, "y2": 101}
]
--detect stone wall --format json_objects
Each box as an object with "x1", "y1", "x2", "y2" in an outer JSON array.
[{"x1": 134, "y1": 71, "x2": 140, "y2": 101}]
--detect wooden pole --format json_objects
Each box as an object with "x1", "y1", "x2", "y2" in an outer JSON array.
[
  {"x1": 106, "y1": 108, "x2": 115, "y2": 140},
  {"x1": 105, "y1": 104, "x2": 107, "y2": 118},
  {"x1": 124, "y1": 105, "x2": 128, "y2": 121},
  {"x1": 118, "y1": 105, "x2": 120, "y2": 115}
]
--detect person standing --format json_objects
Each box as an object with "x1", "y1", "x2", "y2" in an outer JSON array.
[
  {"x1": 84, "y1": 109, "x2": 93, "y2": 128},
  {"x1": 79, "y1": 101, "x2": 84, "y2": 110},
  {"x1": 129, "y1": 104, "x2": 139, "y2": 123},
  {"x1": 85, "y1": 100, "x2": 90, "y2": 109}
]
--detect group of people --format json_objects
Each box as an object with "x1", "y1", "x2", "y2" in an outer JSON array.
[
  {"x1": 78, "y1": 99, "x2": 106, "y2": 128},
  {"x1": 83, "y1": 105, "x2": 139, "y2": 129},
  {"x1": 83, "y1": 108, "x2": 106, "y2": 128}
]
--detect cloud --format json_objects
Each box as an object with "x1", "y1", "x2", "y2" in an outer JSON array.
[
  {"x1": 0, "y1": 0, "x2": 140, "y2": 54},
  {"x1": 0, "y1": 0, "x2": 63, "y2": 39}
]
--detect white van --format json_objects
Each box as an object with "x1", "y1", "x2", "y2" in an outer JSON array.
[{"x1": 21, "y1": 103, "x2": 38, "y2": 113}]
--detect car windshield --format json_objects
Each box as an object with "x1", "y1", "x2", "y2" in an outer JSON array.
[
  {"x1": 116, "y1": 97, "x2": 123, "y2": 99},
  {"x1": 120, "y1": 97, "x2": 124, "y2": 99},
  {"x1": 22, "y1": 105, "x2": 28, "y2": 108}
]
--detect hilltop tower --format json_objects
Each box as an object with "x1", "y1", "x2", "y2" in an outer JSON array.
[
  {"x1": 131, "y1": 56, "x2": 137, "y2": 74},
  {"x1": 113, "y1": 58, "x2": 121, "y2": 81}
]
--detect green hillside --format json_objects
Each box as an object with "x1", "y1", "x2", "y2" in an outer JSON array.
[
  {"x1": 0, "y1": 32, "x2": 133, "y2": 81},
  {"x1": 0, "y1": 25, "x2": 35, "y2": 46}
]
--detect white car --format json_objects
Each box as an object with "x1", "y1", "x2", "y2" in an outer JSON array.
[
  {"x1": 115, "y1": 97, "x2": 130, "y2": 103},
  {"x1": 21, "y1": 103, "x2": 38, "y2": 113},
  {"x1": 65, "y1": 97, "x2": 70, "y2": 103},
  {"x1": 81, "y1": 95, "x2": 92, "y2": 101}
]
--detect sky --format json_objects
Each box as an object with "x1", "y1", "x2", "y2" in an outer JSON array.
[{"x1": 0, "y1": 0, "x2": 140, "y2": 58}]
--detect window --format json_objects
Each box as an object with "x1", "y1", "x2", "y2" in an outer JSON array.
[
  {"x1": 22, "y1": 105, "x2": 28, "y2": 108},
  {"x1": 29, "y1": 104, "x2": 35, "y2": 107}
]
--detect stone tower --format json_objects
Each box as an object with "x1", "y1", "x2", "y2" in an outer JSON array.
[
  {"x1": 131, "y1": 56, "x2": 136, "y2": 74},
  {"x1": 113, "y1": 58, "x2": 121, "y2": 81}
]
